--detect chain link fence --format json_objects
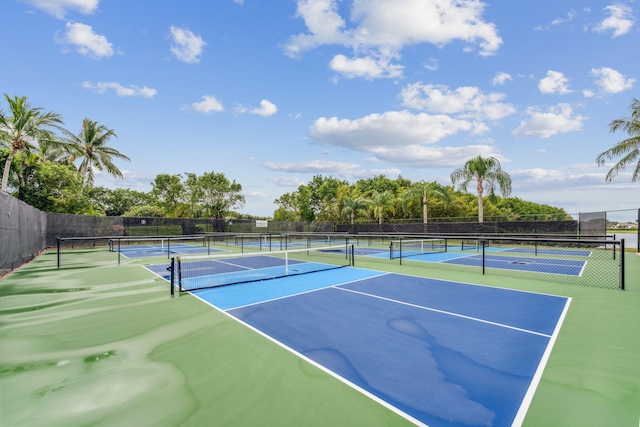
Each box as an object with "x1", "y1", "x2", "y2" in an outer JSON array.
[
  {"x1": 387, "y1": 236, "x2": 625, "y2": 290},
  {"x1": 1, "y1": 189, "x2": 637, "y2": 281}
]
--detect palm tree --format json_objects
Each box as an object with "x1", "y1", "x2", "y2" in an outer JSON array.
[
  {"x1": 37, "y1": 137, "x2": 75, "y2": 164},
  {"x1": 0, "y1": 94, "x2": 64, "y2": 192},
  {"x1": 61, "y1": 118, "x2": 130, "y2": 187},
  {"x1": 450, "y1": 155, "x2": 512, "y2": 223},
  {"x1": 596, "y1": 98, "x2": 640, "y2": 182},
  {"x1": 342, "y1": 196, "x2": 371, "y2": 224},
  {"x1": 367, "y1": 190, "x2": 396, "y2": 224},
  {"x1": 402, "y1": 181, "x2": 450, "y2": 224}
]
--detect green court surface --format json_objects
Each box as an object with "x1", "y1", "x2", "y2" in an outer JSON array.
[{"x1": 1, "y1": 249, "x2": 639, "y2": 426}]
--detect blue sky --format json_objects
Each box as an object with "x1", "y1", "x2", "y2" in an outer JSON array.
[{"x1": 2, "y1": 0, "x2": 638, "y2": 220}]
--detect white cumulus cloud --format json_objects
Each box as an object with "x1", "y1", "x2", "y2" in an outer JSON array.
[
  {"x1": 250, "y1": 100, "x2": 278, "y2": 117},
  {"x1": 57, "y1": 22, "x2": 113, "y2": 59},
  {"x1": 512, "y1": 103, "x2": 586, "y2": 139},
  {"x1": 400, "y1": 83, "x2": 516, "y2": 121},
  {"x1": 593, "y1": 4, "x2": 634, "y2": 37},
  {"x1": 590, "y1": 67, "x2": 635, "y2": 93},
  {"x1": 82, "y1": 81, "x2": 157, "y2": 97},
  {"x1": 329, "y1": 54, "x2": 403, "y2": 80},
  {"x1": 23, "y1": 0, "x2": 99, "y2": 19},
  {"x1": 311, "y1": 111, "x2": 474, "y2": 149},
  {"x1": 169, "y1": 26, "x2": 206, "y2": 63},
  {"x1": 538, "y1": 70, "x2": 572, "y2": 94},
  {"x1": 492, "y1": 71, "x2": 512, "y2": 86},
  {"x1": 308, "y1": 110, "x2": 500, "y2": 168},
  {"x1": 284, "y1": 0, "x2": 503, "y2": 79},
  {"x1": 190, "y1": 96, "x2": 224, "y2": 113}
]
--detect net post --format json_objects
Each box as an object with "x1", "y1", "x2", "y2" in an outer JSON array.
[
  {"x1": 482, "y1": 240, "x2": 486, "y2": 275},
  {"x1": 177, "y1": 258, "x2": 183, "y2": 293},
  {"x1": 351, "y1": 244, "x2": 355, "y2": 266},
  {"x1": 118, "y1": 238, "x2": 121, "y2": 265},
  {"x1": 399, "y1": 239, "x2": 403, "y2": 265},
  {"x1": 344, "y1": 239, "x2": 347, "y2": 260},
  {"x1": 57, "y1": 237, "x2": 61, "y2": 268},
  {"x1": 170, "y1": 257, "x2": 175, "y2": 296},
  {"x1": 285, "y1": 252, "x2": 289, "y2": 275},
  {"x1": 620, "y1": 239, "x2": 625, "y2": 290}
]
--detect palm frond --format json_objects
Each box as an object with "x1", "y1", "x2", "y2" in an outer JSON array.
[{"x1": 597, "y1": 98, "x2": 640, "y2": 181}]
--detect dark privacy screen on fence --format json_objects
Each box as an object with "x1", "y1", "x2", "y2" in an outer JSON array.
[
  {"x1": 0, "y1": 191, "x2": 47, "y2": 276},
  {"x1": 579, "y1": 211, "x2": 607, "y2": 237}
]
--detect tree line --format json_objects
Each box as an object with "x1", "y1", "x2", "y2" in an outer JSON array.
[
  {"x1": 273, "y1": 171, "x2": 570, "y2": 224},
  {"x1": 2, "y1": 93, "x2": 638, "y2": 222}
]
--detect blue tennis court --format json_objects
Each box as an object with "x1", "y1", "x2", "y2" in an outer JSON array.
[
  {"x1": 388, "y1": 251, "x2": 587, "y2": 276},
  {"x1": 442, "y1": 254, "x2": 586, "y2": 276},
  {"x1": 455, "y1": 243, "x2": 592, "y2": 258},
  {"x1": 118, "y1": 243, "x2": 218, "y2": 258},
  {"x1": 500, "y1": 247, "x2": 592, "y2": 257},
  {"x1": 167, "y1": 257, "x2": 571, "y2": 427}
]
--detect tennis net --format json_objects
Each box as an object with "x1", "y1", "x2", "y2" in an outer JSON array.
[
  {"x1": 390, "y1": 238, "x2": 447, "y2": 259},
  {"x1": 174, "y1": 244, "x2": 354, "y2": 292},
  {"x1": 109, "y1": 236, "x2": 207, "y2": 253}
]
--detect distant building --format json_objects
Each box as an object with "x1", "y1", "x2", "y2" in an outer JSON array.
[{"x1": 612, "y1": 222, "x2": 636, "y2": 229}]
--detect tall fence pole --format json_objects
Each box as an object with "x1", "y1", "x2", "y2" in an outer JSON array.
[
  {"x1": 482, "y1": 240, "x2": 486, "y2": 275},
  {"x1": 170, "y1": 257, "x2": 175, "y2": 296},
  {"x1": 621, "y1": 239, "x2": 625, "y2": 291}
]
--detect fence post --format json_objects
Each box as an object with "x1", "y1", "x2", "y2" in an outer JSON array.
[
  {"x1": 620, "y1": 239, "x2": 625, "y2": 291},
  {"x1": 169, "y1": 257, "x2": 175, "y2": 295},
  {"x1": 482, "y1": 240, "x2": 486, "y2": 275}
]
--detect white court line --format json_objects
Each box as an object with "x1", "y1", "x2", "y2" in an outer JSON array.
[
  {"x1": 512, "y1": 297, "x2": 572, "y2": 427},
  {"x1": 224, "y1": 271, "x2": 391, "y2": 311},
  {"x1": 336, "y1": 287, "x2": 552, "y2": 338},
  {"x1": 578, "y1": 260, "x2": 587, "y2": 277}
]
